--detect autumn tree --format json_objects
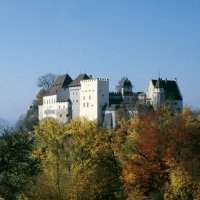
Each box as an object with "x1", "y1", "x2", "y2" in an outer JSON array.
[
  {"x1": 31, "y1": 118, "x2": 69, "y2": 200},
  {"x1": 65, "y1": 119, "x2": 123, "y2": 200},
  {"x1": 118, "y1": 108, "x2": 200, "y2": 200},
  {"x1": 164, "y1": 109, "x2": 200, "y2": 200},
  {"x1": 32, "y1": 118, "x2": 123, "y2": 200}
]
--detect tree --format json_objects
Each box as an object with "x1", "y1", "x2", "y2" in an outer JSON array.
[
  {"x1": 121, "y1": 111, "x2": 169, "y2": 199},
  {"x1": 163, "y1": 109, "x2": 200, "y2": 199},
  {"x1": 16, "y1": 100, "x2": 39, "y2": 132},
  {"x1": 65, "y1": 119, "x2": 123, "y2": 200},
  {"x1": 36, "y1": 73, "x2": 56, "y2": 106},
  {"x1": 31, "y1": 118, "x2": 69, "y2": 200},
  {"x1": 117, "y1": 108, "x2": 200, "y2": 199},
  {"x1": 37, "y1": 73, "x2": 56, "y2": 91},
  {"x1": 16, "y1": 73, "x2": 56, "y2": 132},
  {"x1": 0, "y1": 129, "x2": 39, "y2": 200},
  {"x1": 32, "y1": 118, "x2": 123, "y2": 200}
]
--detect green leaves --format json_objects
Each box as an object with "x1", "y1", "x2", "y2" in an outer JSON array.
[{"x1": 0, "y1": 130, "x2": 39, "y2": 200}]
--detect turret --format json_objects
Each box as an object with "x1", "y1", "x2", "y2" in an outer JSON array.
[{"x1": 116, "y1": 77, "x2": 133, "y2": 96}]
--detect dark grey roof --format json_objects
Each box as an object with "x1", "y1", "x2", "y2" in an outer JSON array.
[
  {"x1": 69, "y1": 74, "x2": 90, "y2": 87},
  {"x1": 152, "y1": 79, "x2": 183, "y2": 101},
  {"x1": 117, "y1": 77, "x2": 133, "y2": 89},
  {"x1": 109, "y1": 92, "x2": 123, "y2": 105},
  {"x1": 155, "y1": 78, "x2": 163, "y2": 88},
  {"x1": 46, "y1": 74, "x2": 72, "y2": 95}
]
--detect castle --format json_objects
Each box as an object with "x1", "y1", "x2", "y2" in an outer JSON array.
[{"x1": 38, "y1": 74, "x2": 183, "y2": 128}]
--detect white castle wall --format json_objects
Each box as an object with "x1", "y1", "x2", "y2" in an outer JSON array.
[
  {"x1": 38, "y1": 95, "x2": 71, "y2": 123},
  {"x1": 69, "y1": 86, "x2": 81, "y2": 119},
  {"x1": 146, "y1": 80, "x2": 183, "y2": 112},
  {"x1": 146, "y1": 81, "x2": 154, "y2": 103},
  {"x1": 79, "y1": 79, "x2": 109, "y2": 122}
]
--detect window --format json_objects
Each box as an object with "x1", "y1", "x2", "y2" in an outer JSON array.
[
  {"x1": 83, "y1": 96, "x2": 85, "y2": 100},
  {"x1": 60, "y1": 114, "x2": 62, "y2": 118},
  {"x1": 89, "y1": 95, "x2": 91, "y2": 100},
  {"x1": 83, "y1": 103, "x2": 85, "y2": 107},
  {"x1": 76, "y1": 100, "x2": 78, "y2": 103},
  {"x1": 87, "y1": 102, "x2": 89, "y2": 107}
]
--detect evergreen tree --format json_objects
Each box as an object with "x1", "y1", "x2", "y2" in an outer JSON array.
[{"x1": 0, "y1": 130, "x2": 39, "y2": 200}]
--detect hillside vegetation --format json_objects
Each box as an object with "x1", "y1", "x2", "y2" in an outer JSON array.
[{"x1": 0, "y1": 108, "x2": 200, "y2": 200}]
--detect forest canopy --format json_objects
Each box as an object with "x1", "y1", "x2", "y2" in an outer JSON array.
[{"x1": 0, "y1": 108, "x2": 200, "y2": 200}]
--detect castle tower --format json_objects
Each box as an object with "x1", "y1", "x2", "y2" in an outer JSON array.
[
  {"x1": 69, "y1": 74, "x2": 90, "y2": 119},
  {"x1": 116, "y1": 77, "x2": 133, "y2": 96},
  {"x1": 152, "y1": 78, "x2": 165, "y2": 109},
  {"x1": 79, "y1": 78, "x2": 109, "y2": 123}
]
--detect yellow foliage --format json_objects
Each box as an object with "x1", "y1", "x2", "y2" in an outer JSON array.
[
  {"x1": 170, "y1": 166, "x2": 191, "y2": 192},
  {"x1": 31, "y1": 118, "x2": 122, "y2": 200}
]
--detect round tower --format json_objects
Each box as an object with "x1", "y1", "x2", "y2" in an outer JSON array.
[{"x1": 116, "y1": 77, "x2": 133, "y2": 96}]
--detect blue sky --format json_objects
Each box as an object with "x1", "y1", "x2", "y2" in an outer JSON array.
[{"x1": 0, "y1": 0, "x2": 200, "y2": 121}]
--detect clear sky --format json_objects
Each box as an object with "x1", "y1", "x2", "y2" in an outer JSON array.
[{"x1": 0, "y1": 0, "x2": 200, "y2": 121}]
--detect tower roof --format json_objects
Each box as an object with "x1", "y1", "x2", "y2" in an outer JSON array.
[
  {"x1": 152, "y1": 79, "x2": 182, "y2": 100},
  {"x1": 155, "y1": 78, "x2": 164, "y2": 88},
  {"x1": 46, "y1": 74, "x2": 72, "y2": 95},
  {"x1": 69, "y1": 73, "x2": 90, "y2": 87},
  {"x1": 119, "y1": 77, "x2": 133, "y2": 88}
]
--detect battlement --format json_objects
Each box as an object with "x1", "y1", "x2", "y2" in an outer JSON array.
[
  {"x1": 80, "y1": 78, "x2": 109, "y2": 83},
  {"x1": 109, "y1": 92, "x2": 122, "y2": 96}
]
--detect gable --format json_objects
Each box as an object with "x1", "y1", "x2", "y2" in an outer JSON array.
[
  {"x1": 46, "y1": 74, "x2": 72, "y2": 95},
  {"x1": 152, "y1": 79, "x2": 182, "y2": 101}
]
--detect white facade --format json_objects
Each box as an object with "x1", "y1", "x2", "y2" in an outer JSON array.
[
  {"x1": 146, "y1": 80, "x2": 155, "y2": 103},
  {"x1": 146, "y1": 79, "x2": 183, "y2": 112},
  {"x1": 79, "y1": 79, "x2": 109, "y2": 123},
  {"x1": 147, "y1": 80, "x2": 165, "y2": 108},
  {"x1": 104, "y1": 110, "x2": 116, "y2": 128},
  {"x1": 38, "y1": 75, "x2": 183, "y2": 127},
  {"x1": 39, "y1": 77, "x2": 109, "y2": 124},
  {"x1": 38, "y1": 95, "x2": 71, "y2": 123},
  {"x1": 69, "y1": 86, "x2": 81, "y2": 119}
]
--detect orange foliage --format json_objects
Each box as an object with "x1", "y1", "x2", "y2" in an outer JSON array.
[{"x1": 121, "y1": 109, "x2": 200, "y2": 198}]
